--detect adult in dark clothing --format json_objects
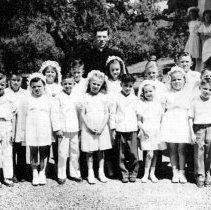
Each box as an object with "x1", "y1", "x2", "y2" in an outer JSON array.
[{"x1": 83, "y1": 27, "x2": 126, "y2": 76}]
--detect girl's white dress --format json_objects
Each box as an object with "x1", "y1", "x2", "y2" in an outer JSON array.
[
  {"x1": 107, "y1": 79, "x2": 122, "y2": 96},
  {"x1": 80, "y1": 93, "x2": 112, "y2": 152},
  {"x1": 140, "y1": 100, "x2": 166, "y2": 150},
  {"x1": 20, "y1": 95, "x2": 60, "y2": 146},
  {"x1": 198, "y1": 23, "x2": 211, "y2": 62},
  {"x1": 161, "y1": 90, "x2": 191, "y2": 144},
  {"x1": 45, "y1": 83, "x2": 62, "y2": 97},
  {"x1": 185, "y1": 20, "x2": 202, "y2": 58}
]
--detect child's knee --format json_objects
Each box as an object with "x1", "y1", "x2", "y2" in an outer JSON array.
[{"x1": 146, "y1": 151, "x2": 153, "y2": 160}]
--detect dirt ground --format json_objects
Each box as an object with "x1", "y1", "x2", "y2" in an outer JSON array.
[{"x1": 1, "y1": 159, "x2": 211, "y2": 210}]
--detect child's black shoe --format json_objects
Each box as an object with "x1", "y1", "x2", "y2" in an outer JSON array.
[
  {"x1": 122, "y1": 176, "x2": 129, "y2": 183},
  {"x1": 12, "y1": 176, "x2": 18, "y2": 183},
  {"x1": 129, "y1": 176, "x2": 136, "y2": 182},
  {"x1": 205, "y1": 174, "x2": 211, "y2": 187},
  {"x1": 196, "y1": 175, "x2": 204, "y2": 188},
  {"x1": 58, "y1": 178, "x2": 66, "y2": 185},
  {"x1": 69, "y1": 176, "x2": 83, "y2": 183},
  {"x1": 129, "y1": 173, "x2": 137, "y2": 183}
]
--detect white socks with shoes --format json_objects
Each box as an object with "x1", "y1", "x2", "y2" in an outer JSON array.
[{"x1": 32, "y1": 169, "x2": 46, "y2": 186}]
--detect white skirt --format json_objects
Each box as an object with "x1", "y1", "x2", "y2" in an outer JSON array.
[{"x1": 185, "y1": 35, "x2": 201, "y2": 59}]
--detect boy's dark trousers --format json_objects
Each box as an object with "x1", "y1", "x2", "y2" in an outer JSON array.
[
  {"x1": 116, "y1": 131, "x2": 139, "y2": 178},
  {"x1": 13, "y1": 142, "x2": 26, "y2": 181}
]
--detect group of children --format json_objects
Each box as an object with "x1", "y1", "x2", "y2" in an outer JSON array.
[{"x1": 0, "y1": 51, "x2": 211, "y2": 188}]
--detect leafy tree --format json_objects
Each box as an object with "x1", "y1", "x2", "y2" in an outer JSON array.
[{"x1": 0, "y1": 0, "x2": 194, "y2": 75}]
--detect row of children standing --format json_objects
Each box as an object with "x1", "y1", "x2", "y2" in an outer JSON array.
[{"x1": 0, "y1": 52, "x2": 210, "y2": 188}]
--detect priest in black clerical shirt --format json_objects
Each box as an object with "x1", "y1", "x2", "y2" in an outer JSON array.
[{"x1": 83, "y1": 27, "x2": 126, "y2": 76}]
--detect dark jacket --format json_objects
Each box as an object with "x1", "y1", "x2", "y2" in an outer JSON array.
[{"x1": 83, "y1": 46, "x2": 126, "y2": 76}]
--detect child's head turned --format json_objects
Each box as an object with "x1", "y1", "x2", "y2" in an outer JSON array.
[
  {"x1": 29, "y1": 73, "x2": 46, "y2": 98},
  {"x1": 120, "y1": 74, "x2": 136, "y2": 96},
  {"x1": 202, "y1": 10, "x2": 211, "y2": 24},
  {"x1": 0, "y1": 73, "x2": 6, "y2": 97},
  {"x1": 175, "y1": 52, "x2": 192, "y2": 73},
  {"x1": 62, "y1": 73, "x2": 75, "y2": 95},
  {"x1": 39, "y1": 60, "x2": 62, "y2": 85},
  {"x1": 188, "y1": 7, "x2": 199, "y2": 21},
  {"x1": 201, "y1": 68, "x2": 211, "y2": 82},
  {"x1": 9, "y1": 73, "x2": 22, "y2": 92},
  {"x1": 169, "y1": 67, "x2": 186, "y2": 91},
  {"x1": 106, "y1": 56, "x2": 126, "y2": 81},
  {"x1": 144, "y1": 61, "x2": 158, "y2": 81},
  {"x1": 70, "y1": 59, "x2": 84, "y2": 83},
  {"x1": 141, "y1": 83, "x2": 155, "y2": 102},
  {"x1": 86, "y1": 70, "x2": 107, "y2": 95},
  {"x1": 199, "y1": 79, "x2": 211, "y2": 100}
]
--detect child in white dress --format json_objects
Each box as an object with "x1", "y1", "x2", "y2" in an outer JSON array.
[
  {"x1": 185, "y1": 7, "x2": 202, "y2": 71},
  {"x1": 198, "y1": 10, "x2": 211, "y2": 65},
  {"x1": 39, "y1": 60, "x2": 62, "y2": 97},
  {"x1": 161, "y1": 67, "x2": 193, "y2": 184},
  {"x1": 138, "y1": 61, "x2": 166, "y2": 102},
  {"x1": 139, "y1": 81, "x2": 166, "y2": 183},
  {"x1": 80, "y1": 70, "x2": 112, "y2": 184},
  {"x1": 0, "y1": 73, "x2": 17, "y2": 187},
  {"x1": 105, "y1": 55, "x2": 127, "y2": 177},
  {"x1": 19, "y1": 73, "x2": 61, "y2": 186},
  {"x1": 106, "y1": 56, "x2": 127, "y2": 96},
  {"x1": 39, "y1": 60, "x2": 62, "y2": 174},
  {"x1": 55, "y1": 74, "x2": 82, "y2": 184}
]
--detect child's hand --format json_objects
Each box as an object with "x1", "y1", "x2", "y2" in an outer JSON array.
[
  {"x1": 138, "y1": 129, "x2": 144, "y2": 138},
  {"x1": 112, "y1": 129, "x2": 116, "y2": 140},
  {"x1": 55, "y1": 130, "x2": 63, "y2": 139},
  {"x1": 191, "y1": 132, "x2": 196, "y2": 144},
  {"x1": 89, "y1": 128, "x2": 100, "y2": 136}
]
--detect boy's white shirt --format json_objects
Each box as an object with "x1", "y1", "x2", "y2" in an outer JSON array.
[
  {"x1": 5, "y1": 87, "x2": 29, "y2": 143},
  {"x1": 185, "y1": 70, "x2": 201, "y2": 90},
  {"x1": 5, "y1": 87, "x2": 28, "y2": 106},
  {"x1": 0, "y1": 92, "x2": 17, "y2": 121},
  {"x1": 110, "y1": 91, "x2": 141, "y2": 132},
  {"x1": 189, "y1": 95, "x2": 211, "y2": 124},
  {"x1": 55, "y1": 90, "x2": 79, "y2": 133},
  {"x1": 0, "y1": 92, "x2": 17, "y2": 142},
  {"x1": 72, "y1": 78, "x2": 87, "y2": 96}
]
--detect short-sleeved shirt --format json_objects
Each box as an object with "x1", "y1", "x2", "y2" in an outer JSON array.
[
  {"x1": 189, "y1": 95, "x2": 211, "y2": 125},
  {"x1": 111, "y1": 92, "x2": 141, "y2": 132}
]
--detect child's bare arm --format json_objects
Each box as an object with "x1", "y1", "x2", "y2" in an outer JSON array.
[
  {"x1": 188, "y1": 117, "x2": 196, "y2": 144},
  {"x1": 11, "y1": 113, "x2": 17, "y2": 141}
]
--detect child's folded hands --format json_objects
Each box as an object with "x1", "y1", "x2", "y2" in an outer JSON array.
[{"x1": 55, "y1": 130, "x2": 63, "y2": 139}]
